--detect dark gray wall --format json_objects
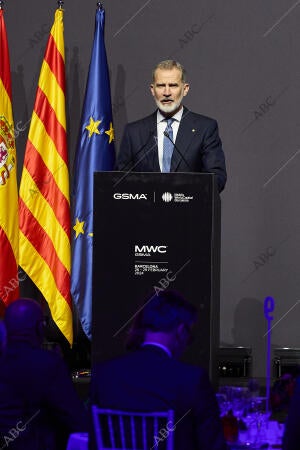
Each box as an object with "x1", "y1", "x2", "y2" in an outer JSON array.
[{"x1": 7, "y1": 0, "x2": 300, "y2": 376}]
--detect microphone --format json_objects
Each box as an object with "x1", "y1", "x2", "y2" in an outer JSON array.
[
  {"x1": 115, "y1": 128, "x2": 157, "y2": 174},
  {"x1": 163, "y1": 130, "x2": 193, "y2": 171}
]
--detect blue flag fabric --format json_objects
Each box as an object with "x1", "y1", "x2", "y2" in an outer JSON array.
[{"x1": 71, "y1": 6, "x2": 115, "y2": 339}]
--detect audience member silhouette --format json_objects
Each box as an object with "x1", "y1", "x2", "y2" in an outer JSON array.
[
  {"x1": 91, "y1": 290, "x2": 227, "y2": 450},
  {"x1": 0, "y1": 320, "x2": 6, "y2": 356},
  {"x1": 0, "y1": 298, "x2": 88, "y2": 449},
  {"x1": 283, "y1": 376, "x2": 300, "y2": 449}
]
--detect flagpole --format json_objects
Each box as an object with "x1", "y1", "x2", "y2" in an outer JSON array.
[
  {"x1": 96, "y1": 2, "x2": 103, "y2": 9},
  {"x1": 0, "y1": 1, "x2": 4, "y2": 10},
  {"x1": 57, "y1": 0, "x2": 64, "y2": 9}
]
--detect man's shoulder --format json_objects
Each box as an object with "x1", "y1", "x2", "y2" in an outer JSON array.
[
  {"x1": 125, "y1": 112, "x2": 156, "y2": 129},
  {"x1": 94, "y1": 351, "x2": 134, "y2": 369},
  {"x1": 6, "y1": 342, "x2": 67, "y2": 371},
  {"x1": 93, "y1": 347, "x2": 169, "y2": 375},
  {"x1": 183, "y1": 109, "x2": 218, "y2": 126},
  {"x1": 171, "y1": 357, "x2": 208, "y2": 378},
  {"x1": 94, "y1": 349, "x2": 207, "y2": 379}
]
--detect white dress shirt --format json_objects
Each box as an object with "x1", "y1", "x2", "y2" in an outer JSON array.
[{"x1": 156, "y1": 107, "x2": 184, "y2": 171}]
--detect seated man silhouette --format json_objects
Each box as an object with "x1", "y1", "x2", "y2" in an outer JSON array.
[
  {"x1": 283, "y1": 376, "x2": 300, "y2": 450},
  {"x1": 0, "y1": 298, "x2": 88, "y2": 449},
  {"x1": 91, "y1": 290, "x2": 227, "y2": 450}
]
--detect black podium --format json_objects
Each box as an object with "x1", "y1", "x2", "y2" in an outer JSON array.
[{"x1": 92, "y1": 171, "x2": 221, "y2": 384}]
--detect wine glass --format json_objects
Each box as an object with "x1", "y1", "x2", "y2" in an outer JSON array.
[
  {"x1": 230, "y1": 387, "x2": 249, "y2": 422},
  {"x1": 216, "y1": 393, "x2": 231, "y2": 417},
  {"x1": 254, "y1": 397, "x2": 271, "y2": 431},
  {"x1": 244, "y1": 396, "x2": 271, "y2": 447},
  {"x1": 217, "y1": 386, "x2": 233, "y2": 416}
]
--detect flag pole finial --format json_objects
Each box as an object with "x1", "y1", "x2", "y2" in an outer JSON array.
[
  {"x1": 97, "y1": 2, "x2": 104, "y2": 10},
  {"x1": 57, "y1": 0, "x2": 64, "y2": 9},
  {"x1": 0, "y1": 1, "x2": 4, "y2": 10}
]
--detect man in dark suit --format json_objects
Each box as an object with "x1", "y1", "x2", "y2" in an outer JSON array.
[
  {"x1": 91, "y1": 290, "x2": 227, "y2": 450},
  {"x1": 116, "y1": 60, "x2": 227, "y2": 192},
  {"x1": 0, "y1": 298, "x2": 88, "y2": 449}
]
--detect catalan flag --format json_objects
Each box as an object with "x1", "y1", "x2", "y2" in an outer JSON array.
[
  {"x1": 71, "y1": 5, "x2": 115, "y2": 339},
  {"x1": 0, "y1": 7, "x2": 19, "y2": 306},
  {"x1": 19, "y1": 8, "x2": 72, "y2": 344}
]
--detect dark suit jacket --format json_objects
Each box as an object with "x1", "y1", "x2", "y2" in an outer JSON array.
[
  {"x1": 116, "y1": 107, "x2": 227, "y2": 192},
  {"x1": 283, "y1": 376, "x2": 300, "y2": 450},
  {"x1": 0, "y1": 340, "x2": 88, "y2": 449},
  {"x1": 91, "y1": 345, "x2": 227, "y2": 450}
]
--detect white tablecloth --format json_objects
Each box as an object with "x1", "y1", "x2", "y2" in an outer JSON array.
[{"x1": 230, "y1": 420, "x2": 284, "y2": 448}]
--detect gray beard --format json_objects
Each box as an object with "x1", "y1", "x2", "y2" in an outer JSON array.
[{"x1": 154, "y1": 98, "x2": 182, "y2": 114}]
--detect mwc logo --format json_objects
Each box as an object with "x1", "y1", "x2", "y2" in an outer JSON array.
[{"x1": 135, "y1": 245, "x2": 167, "y2": 254}]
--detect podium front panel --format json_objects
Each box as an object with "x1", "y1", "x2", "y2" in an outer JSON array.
[{"x1": 92, "y1": 172, "x2": 220, "y2": 382}]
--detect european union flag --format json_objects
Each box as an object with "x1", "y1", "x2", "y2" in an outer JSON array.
[{"x1": 71, "y1": 5, "x2": 115, "y2": 339}]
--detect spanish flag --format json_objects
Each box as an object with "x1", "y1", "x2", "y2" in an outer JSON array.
[
  {"x1": 0, "y1": 7, "x2": 19, "y2": 306},
  {"x1": 19, "y1": 8, "x2": 72, "y2": 344}
]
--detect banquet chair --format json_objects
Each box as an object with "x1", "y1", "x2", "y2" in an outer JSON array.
[{"x1": 91, "y1": 406, "x2": 175, "y2": 450}]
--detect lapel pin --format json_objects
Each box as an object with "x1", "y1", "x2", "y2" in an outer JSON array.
[{"x1": 192, "y1": 129, "x2": 196, "y2": 133}]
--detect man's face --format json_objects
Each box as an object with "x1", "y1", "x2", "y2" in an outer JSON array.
[{"x1": 150, "y1": 67, "x2": 189, "y2": 116}]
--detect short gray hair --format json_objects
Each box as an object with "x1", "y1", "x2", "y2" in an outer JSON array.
[{"x1": 152, "y1": 60, "x2": 187, "y2": 83}]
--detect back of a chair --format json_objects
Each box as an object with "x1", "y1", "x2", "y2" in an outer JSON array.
[{"x1": 91, "y1": 406, "x2": 175, "y2": 450}]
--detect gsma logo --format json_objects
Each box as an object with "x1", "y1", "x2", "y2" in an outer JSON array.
[{"x1": 113, "y1": 193, "x2": 147, "y2": 200}]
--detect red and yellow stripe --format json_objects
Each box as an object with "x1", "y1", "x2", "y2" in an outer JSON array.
[
  {"x1": 0, "y1": 9, "x2": 19, "y2": 306},
  {"x1": 19, "y1": 9, "x2": 72, "y2": 344}
]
